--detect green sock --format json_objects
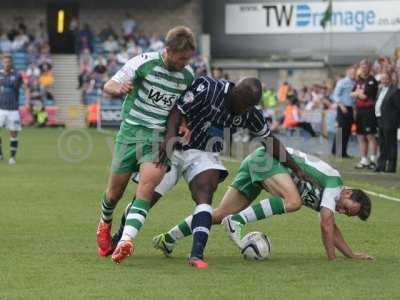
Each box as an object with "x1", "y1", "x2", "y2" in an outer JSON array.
[
  {"x1": 232, "y1": 196, "x2": 285, "y2": 225},
  {"x1": 164, "y1": 215, "x2": 193, "y2": 243},
  {"x1": 121, "y1": 199, "x2": 150, "y2": 241},
  {"x1": 100, "y1": 192, "x2": 116, "y2": 223}
]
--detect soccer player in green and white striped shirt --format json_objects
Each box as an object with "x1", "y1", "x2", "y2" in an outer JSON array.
[
  {"x1": 96, "y1": 26, "x2": 195, "y2": 264},
  {"x1": 152, "y1": 147, "x2": 374, "y2": 261}
]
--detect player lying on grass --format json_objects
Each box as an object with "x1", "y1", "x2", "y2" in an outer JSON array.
[{"x1": 146, "y1": 147, "x2": 373, "y2": 261}]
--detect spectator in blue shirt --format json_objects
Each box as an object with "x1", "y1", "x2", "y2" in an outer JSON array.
[{"x1": 331, "y1": 66, "x2": 356, "y2": 158}]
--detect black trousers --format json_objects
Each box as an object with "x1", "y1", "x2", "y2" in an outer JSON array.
[
  {"x1": 297, "y1": 122, "x2": 317, "y2": 137},
  {"x1": 377, "y1": 118, "x2": 398, "y2": 172},
  {"x1": 332, "y1": 106, "x2": 353, "y2": 156}
]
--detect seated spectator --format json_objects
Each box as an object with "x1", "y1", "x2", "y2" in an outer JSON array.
[
  {"x1": 116, "y1": 46, "x2": 130, "y2": 64},
  {"x1": 306, "y1": 84, "x2": 324, "y2": 110},
  {"x1": 34, "y1": 21, "x2": 48, "y2": 46},
  {"x1": 136, "y1": 29, "x2": 150, "y2": 50},
  {"x1": 8, "y1": 16, "x2": 27, "y2": 41},
  {"x1": 283, "y1": 95, "x2": 317, "y2": 137},
  {"x1": 79, "y1": 62, "x2": 92, "y2": 90},
  {"x1": 86, "y1": 57, "x2": 108, "y2": 97},
  {"x1": 106, "y1": 54, "x2": 119, "y2": 77},
  {"x1": 192, "y1": 53, "x2": 208, "y2": 77},
  {"x1": 79, "y1": 48, "x2": 94, "y2": 71},
  {"x1": 103, "y1": 35, "x2": 119, "y2": 53},
  {"x1": 122, "y1": 13, "x2": 137, "y2": 38},
  {"x1": 126, "y1": 37, "x2": 142, "y2": 57},
  {"x1": 149, "y1": 33, "x2": 164, "y2": 52},
  {"x1": 0, "y1": 33, "x2": 12, "y2": 53},
  {"x1": 11, "y1": 29, "x2": 29, "y2": 52},
  {"x1": 25, "y1": 63, "x2": 41, "y2": 80},
  {"x1": 27, "y1": 76, "x2": 47, "y2": 126},
  {"x1": 26, "y1": 44, "x2": 39, "y2": 64},
  {"x1": 211, "y1": 66, "x2": 224, "y2": 80},
  {"x1": 78, "y1": 36, "x2": 93, "y2": 54},
  {"x1": 39, "y1": 62, "x2": 54, "y2": 89},
  {"x1": 298, "y1": 86, "x2": 311, "y2": 104},
  {"x1": 99, "y1": 23, "x2": 118, "y2": 41},
  {"x1": 38, "y1": 42, "x2": 52, "y2": 65},
  {"x1": 79, "y1": 23, "x2": 93, "y2": 46}
]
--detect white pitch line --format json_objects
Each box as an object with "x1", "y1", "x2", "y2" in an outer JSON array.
[{"x1": 360, "y1": 189, "x2": 400, "y2": 203}]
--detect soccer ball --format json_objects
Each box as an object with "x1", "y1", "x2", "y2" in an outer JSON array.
[{"x1": 240, "y1": 231, "x2": 271, "y2": 261}]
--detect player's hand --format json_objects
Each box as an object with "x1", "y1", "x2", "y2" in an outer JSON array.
[
  {"x1": 340, "y1": 105, "x2": 348, "y2": 114},
  {"x1": 118, "y1": 81, "x2": 133, "y2": 95},
  {"x1": 157, "y1": 136, "x2": 177, "y2": 168},
  {"x1": 178, "y1": 124, "x2": 191, "y2": 145},
  {"x1": 352, "y1": 252, "x2": 375, "y2": 261}
]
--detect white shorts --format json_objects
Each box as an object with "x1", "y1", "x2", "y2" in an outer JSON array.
[
  {"x1": 132, "y1": 149, "x2": 228, "y2": 196},
  {"x1": 0, "y1": 109, "x2": 22, "y2": 131}
]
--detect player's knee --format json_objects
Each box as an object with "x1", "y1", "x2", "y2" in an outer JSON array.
[
  {"x1": 191, "y1": 182, "x2": 218, "y2": 204},
  {"x1": 137, "y1": 181, "x2": 158, "y2": 198},
  {"x1": 284, "y1": 194, "x2": 302, "y2": 212}
]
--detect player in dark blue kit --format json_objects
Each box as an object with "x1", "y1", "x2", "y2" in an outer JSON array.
[
  {"x1": 111, "y1": 76, "x2": 311, "y2": 268},
  {"x1": 0, "y1": 54, "x2": 28, "y2": 165}
]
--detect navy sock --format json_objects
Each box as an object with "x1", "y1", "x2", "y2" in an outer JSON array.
[
  {"x1": 190, "y1": 204, "x2": 213, "y2": 259},
  {"x1": 10, "y1": 138, "x2": 18, "y2": 158}
]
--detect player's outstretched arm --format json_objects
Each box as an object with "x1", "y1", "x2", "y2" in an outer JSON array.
[
  {"x1": 334, "y1": 224, "x2": 375, "y2": 261},
  {"x1": 320, "y1": 207, "x2": 337, "y2": 261},
  {"x1": 333, "y1": 223, "x2": 354, "y2": 258},
  {"x1": 267, "y1": 134, "x2": 317, "y2": 185},
  {"x1": 103, "y1": 79, "x2": 133, "y2": 97}
]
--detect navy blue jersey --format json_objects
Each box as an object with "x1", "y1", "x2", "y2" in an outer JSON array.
[
  {"x1": 0, "y1": 69, "x2": 22, "y2": 111},
  {"x1": 177, "y1": 76, "x2": 271, "y2": 152}
]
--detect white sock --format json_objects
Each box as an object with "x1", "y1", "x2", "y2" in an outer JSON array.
[
  {"x1": 370, "y1": 155, "x2": 376, "y2": 163},
  {"x1": 360, "y1": 156, "x2": 369, "y2": 165}
]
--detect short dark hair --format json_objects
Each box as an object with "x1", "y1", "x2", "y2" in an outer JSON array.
[
  {"x1": 350, "y1": 189, "x2": 371, "y2": 221},
  {"x1": 235, "y1": 77, "x2": 262, "y2": 106},
  {"x1": 165, "y1": 26, "x2": 195, "y2": 52}
]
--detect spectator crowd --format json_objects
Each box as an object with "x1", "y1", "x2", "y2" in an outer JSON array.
[
  {"x1": 75, "y1": 14, "x2": 208, "y2": 105},
  {"x1": 257, "y1": 54, "x2": 400, "y2": 173},
  {"x1": 0, "y1": 17, "x2": 55, "y2": 126}
]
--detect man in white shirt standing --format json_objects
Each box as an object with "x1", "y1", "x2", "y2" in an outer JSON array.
[{"x1": 374, "y1": 71, "x2": 400, "y2": 173}]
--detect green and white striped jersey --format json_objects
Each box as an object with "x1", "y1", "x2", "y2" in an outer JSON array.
[
  {"x1": 112, "y1": 51, "x2": 194, "y2": 135},
  {"x1": 287, "y1": 148, "x2": 344, "y2": 213}
]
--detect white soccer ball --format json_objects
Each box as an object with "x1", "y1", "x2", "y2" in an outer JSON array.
[{"x1": 240, "y1": 231, "x2": 271, "y2": 261}]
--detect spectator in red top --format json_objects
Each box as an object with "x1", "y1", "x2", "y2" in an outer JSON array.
[{"x1": 352, "y1": 59, "x2": 379, "y2": 169}]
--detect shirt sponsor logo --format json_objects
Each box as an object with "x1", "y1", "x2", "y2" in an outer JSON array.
[{"x1": 148, "y1": 88, "x2": 178, "y2": 108}]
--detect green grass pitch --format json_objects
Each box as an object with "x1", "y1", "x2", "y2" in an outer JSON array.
[{"x1": 0, "y1": 128, "x2": 399, "y2": 300}]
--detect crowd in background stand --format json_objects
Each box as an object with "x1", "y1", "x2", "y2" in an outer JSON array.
[
  {"x1": 228, "y1": 52, "x2": 400, "y2": 173},
  {"x1": 76, "y1": 14, "x2": 209, "y2": 105},
  {"x1": 0, "y1": 17, "x2": 54, "y2": 126}
]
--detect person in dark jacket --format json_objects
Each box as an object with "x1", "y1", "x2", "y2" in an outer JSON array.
[{"x1": 374, "y1": 71, "x2": 400, "y2": 173}]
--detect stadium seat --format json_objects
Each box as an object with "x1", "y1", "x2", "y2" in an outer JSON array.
[
  {"x1": 19, "y1": 106, "x2": 33, "y2": 125},
  {"x1": 45, "y1": 106, "x2": 59, "y2": 126}
]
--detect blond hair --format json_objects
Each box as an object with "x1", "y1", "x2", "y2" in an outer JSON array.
[{"x1": 165, "y1": 26, "x2": 195, "y2": 52}]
